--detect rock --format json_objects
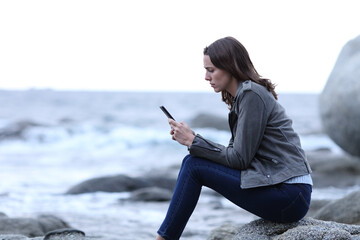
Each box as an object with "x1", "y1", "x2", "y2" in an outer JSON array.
[
  {"x1": 319, "y1": 35, "x2": 360, "y2": 157},
  {"x1": 314, "y1": 190, "x2": 360, "y2": 225},
  {"x1": 144, "y1": 176, "x2": 177, "y2": 191},
  {"x1": 44, "y1": 228, "x2": 85, "y2": 240},
  {"x1": 306, "y1": 151, "x2": 360, "y2": 188},
  {"x1": 191, "y1": 113, "x2": 229, "y2": 131},
  {"x1": 0, "y1": 235, "x2": 29, "y2": 240},
  {"x1": 0, "y1": 120, "x2": 45, "y2": 141},
  {"x1": 207, "y1": 223, "x2": 240, "y2": 240},
  {"x1": 273, "y1": 226, "x2": 352, "y2": 240},
  {"x1": 66, "y1": 175, "x2": 148, "y2": 194},
  {"x1": 0, "y1": 218, "x2": 44, "y2": 237},
  {"x1": 66, "y1": 174, "x2": 176, "y2": 195},
  {"x1": 0, "y1": 215, "x2": 70, "y2": 237},
  {"x1": 129, "y1": 187, "x2": 173, "y2": 202},
  {"x1": 37, "y1": 215, "x2": 70, "y2": 234},
  {"x1": 0, "y1": 212, "x2": 8, "y2": 218},
  {"x1": 209, "y1": 217, "x2": 360, "y2": 240},
  {"x1": 306, "y1": 199, "x2": 332, "y2": 217}
]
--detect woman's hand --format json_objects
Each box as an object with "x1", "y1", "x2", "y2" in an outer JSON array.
[{"x1": 168, "y1": 119, "x2": 195, "y2": 147}]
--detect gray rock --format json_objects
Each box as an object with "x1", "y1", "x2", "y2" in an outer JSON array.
[
  {"x1": 306, "y1": 151, "x2": 360, "y2": 188},
  {"x1": 0, "y1": 212, "x2": 8, "y2": 218},
  {"x1": 142, "y1": 176, "x2": 177, "y2": 192},
  {"x1": 0, "y1": 215, "x2": 69, "y2": 237},
  {"x1": 191, "y1": 113, "x2": 229, "y2": 131},
  {"x1": 37, "y1": 215, "x2": 70, "y2": 234},
  {"x1": 208, "y1": 223, "x2": 241, "y2": 240},
  {"x1": 66, "y1": 174, "x2": 149, "y2": 194},
  {"x1": 274, "y1": 225, "x2": 351, "y2": 240},
  {"x1": 0, "y1": 120, "x2": 45, "y2": 141},
  {"x1": 314, "y1": 190, "x2": 360, "y2": 224},
  {"x1": 208, "y1": 218, "x2": 360, "y2": 240},
  {"x1": 66, "y1": 174, "x2": 176, "y2": 195},
  {"x1": 0, "y1": 218, "x2": 44, "y2": 237},
  {"x1": 306, "y1": 199, "x2": 332, "y2": 217},
  {"x1": 319, "y1": 35, "x2": 360, "y2": 157},
  {"x1": 0, "y1": 234, "x2": 29, "y2": 240},
  {"x1": 129, "y1": 187, "x2": 173, "y2": 202},
  {"x1": 44, "y1": 228, "x2": 85, "y2": 240}
]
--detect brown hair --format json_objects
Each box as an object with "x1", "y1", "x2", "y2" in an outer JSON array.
[{"x1": 204, "y1": 37, "x2": 277, "y2": 109}]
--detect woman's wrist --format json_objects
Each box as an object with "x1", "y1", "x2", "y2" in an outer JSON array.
[{"x1": 186, "y1": 134, "x2": 195, "y2": 147}]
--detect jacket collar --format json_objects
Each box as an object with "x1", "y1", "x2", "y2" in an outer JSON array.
[{"x1": 233, "y1": 80, "x2": 246, "y2": 103}]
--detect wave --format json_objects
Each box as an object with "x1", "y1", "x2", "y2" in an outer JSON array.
[{"x1": 0, "y1": 119, "x2": 340, "y2": 155}]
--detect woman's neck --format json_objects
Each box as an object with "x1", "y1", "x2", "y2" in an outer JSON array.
[{"x1": 227, "y1": 78, "x2": 239, "y2": 97}]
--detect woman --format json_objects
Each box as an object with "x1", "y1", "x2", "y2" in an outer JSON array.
[{"x1": 156, "y1": 37, "x2": 312, "y2": 240}]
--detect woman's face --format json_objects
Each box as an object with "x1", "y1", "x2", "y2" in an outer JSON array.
[{"x1": 203, "y1": 55, "x2": 234, "y2": 93}]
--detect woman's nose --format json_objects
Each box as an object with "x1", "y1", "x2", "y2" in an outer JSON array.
[{"x1": 205, "y1": 72, "x2": 211, "y2": 81}]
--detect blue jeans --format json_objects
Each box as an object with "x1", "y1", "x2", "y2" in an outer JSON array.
[{"x1": 157, "y1": 155, "x2": 312, "y2": 240}]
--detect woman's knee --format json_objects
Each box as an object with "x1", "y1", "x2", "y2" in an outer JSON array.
[
  {"x1": 181, "y1": 154, "x2": 194, "y2": 169},
  {"x1": 180, "y1": 155, "x2": 208, "y2": 176}
]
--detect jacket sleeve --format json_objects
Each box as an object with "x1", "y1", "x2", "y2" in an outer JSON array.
[{"x1": 188, "y1": 91, "x2": 267, "y2": 169}]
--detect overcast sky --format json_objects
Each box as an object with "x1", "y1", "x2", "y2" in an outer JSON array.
[{"x1": 0, "y1": 0, "x2": 359, "y2": 93}]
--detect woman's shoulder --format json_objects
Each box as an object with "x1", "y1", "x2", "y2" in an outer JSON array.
[{"x1": 237, "y1": 80, "x2": 275, "y2": 102}]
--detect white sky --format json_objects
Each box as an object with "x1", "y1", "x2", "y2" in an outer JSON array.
[{"x1": 0, "y1": 0, "x2": 359, "y2": 93}]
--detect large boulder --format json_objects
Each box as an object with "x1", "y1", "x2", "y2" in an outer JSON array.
[
  {"x1": 66, "y1": 174, "x2": 176, "y2": 195},
  {"x1": 0, "y1": 215, "x2": 70, "y2": 237},
  {"x1": 319, "y1": 35, "x2": 360, "y2": 157},
  {"x1": 208, "y1": 217, "x2": 360, "y2": 240},
  {"x1": 314, "y1": 190, "x2": 360, "y2": 225}
]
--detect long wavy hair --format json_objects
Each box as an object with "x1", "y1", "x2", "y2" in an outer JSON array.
[{"x1": 204, "y1": 37, "x2": 277, "y2": 109}]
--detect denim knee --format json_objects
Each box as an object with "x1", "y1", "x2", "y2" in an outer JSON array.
[{"x1": 181, "y1": 154, "x2": 198, "y2": 169}]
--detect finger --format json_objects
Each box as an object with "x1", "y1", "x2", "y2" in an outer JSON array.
[
  {"x1": 169, "y1": 119, "x2": 180, "y2": 127},
  {"x1": 180, "y1": 121, "x2": 188, "y2": 127}
]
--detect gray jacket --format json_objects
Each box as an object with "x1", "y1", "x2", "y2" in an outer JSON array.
[{"x1": 189, "y1": 80, "x2": 312, "y2": 189}]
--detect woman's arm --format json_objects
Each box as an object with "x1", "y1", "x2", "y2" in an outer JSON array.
[{"x1": 189, "y1": 91, "x2": 267, "y2": 170}]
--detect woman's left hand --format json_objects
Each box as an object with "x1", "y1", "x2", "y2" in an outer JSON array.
[{"x1": 168, "y1": 119, "x2": 195, "y2": 147}]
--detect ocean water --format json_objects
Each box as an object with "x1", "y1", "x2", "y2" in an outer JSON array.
[{"x1": 0, "y1": 90, "x2": 351, "y2": 239}]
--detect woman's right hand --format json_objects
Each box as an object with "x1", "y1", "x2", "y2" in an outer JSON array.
[{"x1": 168, "y1": 119, "x2": 195, "y2": 147}]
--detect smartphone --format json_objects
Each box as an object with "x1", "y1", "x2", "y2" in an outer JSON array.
[{"x1": 159, "y1": 106, "x2": 176, "y2": 121}]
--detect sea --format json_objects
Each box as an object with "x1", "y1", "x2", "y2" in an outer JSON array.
[{"x1": 0, "y1": 89, "x2": 356, "y2": 239}]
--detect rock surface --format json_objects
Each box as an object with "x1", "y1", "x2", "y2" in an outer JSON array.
[
  {"x1": 314, "y1": 190, "x2": 360, "y2": 225},
  {"x1": 319, "y1": 35, "x2": 360, "y2": 157},
  {"x1": 0, "y1": 215, "x2": 70, "y2": 237},
  {"x1": 306, "y1": 199, "x2": 332, "y2": 217},
  {"x1": 129, "y1": 187, "x2": 173, "y2": 202},
  {"x1": 207, "y1": 223, "x2": 239, "y2": 240},
  {"x1": 208, "y1": 217, "x2": 360, "y2": 240},
  {"x1": 66, "y1": 174, "x2": 176, "y2": 195},
  {"x1": 190, "y1": 113, "x2": 229, "y2": 131},
  {"x1": 0, "y1": 235, "x2": 27, "y2": 240},
  {"x1": 306, "y1": 150, "x2": 360, "y2": 188},
  {"x1": 44, "y1": 228, "x2": 85, "y2": 240}
]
